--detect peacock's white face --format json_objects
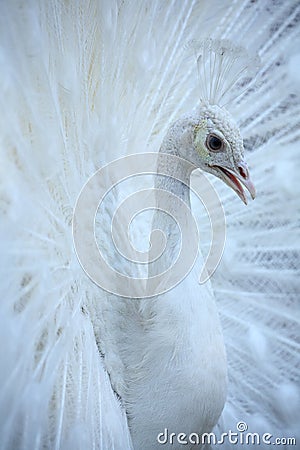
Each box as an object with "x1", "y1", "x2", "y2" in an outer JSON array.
[{"x1": 174, "y1": 102, "x2": 256, "y2": 204}]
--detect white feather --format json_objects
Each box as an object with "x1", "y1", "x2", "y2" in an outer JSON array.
[{"x1": 0, "y1": 1, "x2": 299, "y2": 449}]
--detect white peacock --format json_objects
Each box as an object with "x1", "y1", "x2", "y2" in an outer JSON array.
[{"x1": 0, "y1": 2, "x2": 299, "y2": 450}]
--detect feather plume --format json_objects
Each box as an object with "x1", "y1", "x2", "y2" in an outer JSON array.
[
  {"x1": 187, "y1": 37, "x2": 260, "y2": 106},
  {"x1": 0, "y1": 1, "x2": 299, "y2": 449}
]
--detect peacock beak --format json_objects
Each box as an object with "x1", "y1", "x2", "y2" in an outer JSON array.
[{"x1": 213, "y1": 161, "x2": 256, "y2": 205}]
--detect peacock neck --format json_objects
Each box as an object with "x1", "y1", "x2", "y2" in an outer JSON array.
[
  {"x1": 155, "y1": 132, "x2": 193, "y2": 206},
  {"x1": 147, "y1": 141, "x2": 193, "y2": 278},
  {"x1": 130, "y1": 140, "x2": 227, "y2": 450}
]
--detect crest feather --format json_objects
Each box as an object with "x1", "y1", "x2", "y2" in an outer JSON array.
[{"x1": 187, "y1": 38, "x2": 260, "y2": 107}]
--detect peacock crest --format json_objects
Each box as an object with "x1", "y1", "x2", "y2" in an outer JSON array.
[
  {"x1": 187, "y1": 37, "x2": 260, "y2": 106},
  {"x1": 0, "y1": 2, "x2": 299, "y2": 450}
]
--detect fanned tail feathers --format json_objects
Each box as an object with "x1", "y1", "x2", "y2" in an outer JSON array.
[{"x1": 0, "y1": 1, "x2": 299, "y2": 449}]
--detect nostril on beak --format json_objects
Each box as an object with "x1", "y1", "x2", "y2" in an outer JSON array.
[{"x1": 238, "y1": 164, "x2": 248, "y2": 180}]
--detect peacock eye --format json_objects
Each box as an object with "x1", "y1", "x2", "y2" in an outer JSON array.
[{"x1": 206, "y1": 134, "x2": 224, "y2": 152}]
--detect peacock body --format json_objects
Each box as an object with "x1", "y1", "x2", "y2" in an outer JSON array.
[{"x1": 0, "y1": 1, "x2": 299, "y2": 449}]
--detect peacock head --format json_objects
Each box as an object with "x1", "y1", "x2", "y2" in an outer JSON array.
[
  {"x1": 175, "y1": 38, "x2": 258, "y2": 204},
  {"x1": 194, "y1": 100, "x2": 255, "y2": 204},
  {"x1": 171, "y1": 100, "x2": 256, "y2": 205}
]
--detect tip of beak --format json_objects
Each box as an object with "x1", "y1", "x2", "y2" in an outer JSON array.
[
  {"x1": 248, "y1": 181, "x2": 256, "y2": 200},
  {"x1": 240, "y1": 191, "x2": 248, "y2": 205},
  {"x1": 237, "y1": 161, "x2": 256, "y2": 202},
  {"x1": 238, "y1": 178, "x2": 255, "y2": 205},
  {"x1": 212, "y1": 163, "x2": 256, "y2": 205}
]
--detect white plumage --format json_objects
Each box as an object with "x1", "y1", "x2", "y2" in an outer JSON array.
[{"x1": 0, "y1": 1, "x2": 299, "y2": 449}]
